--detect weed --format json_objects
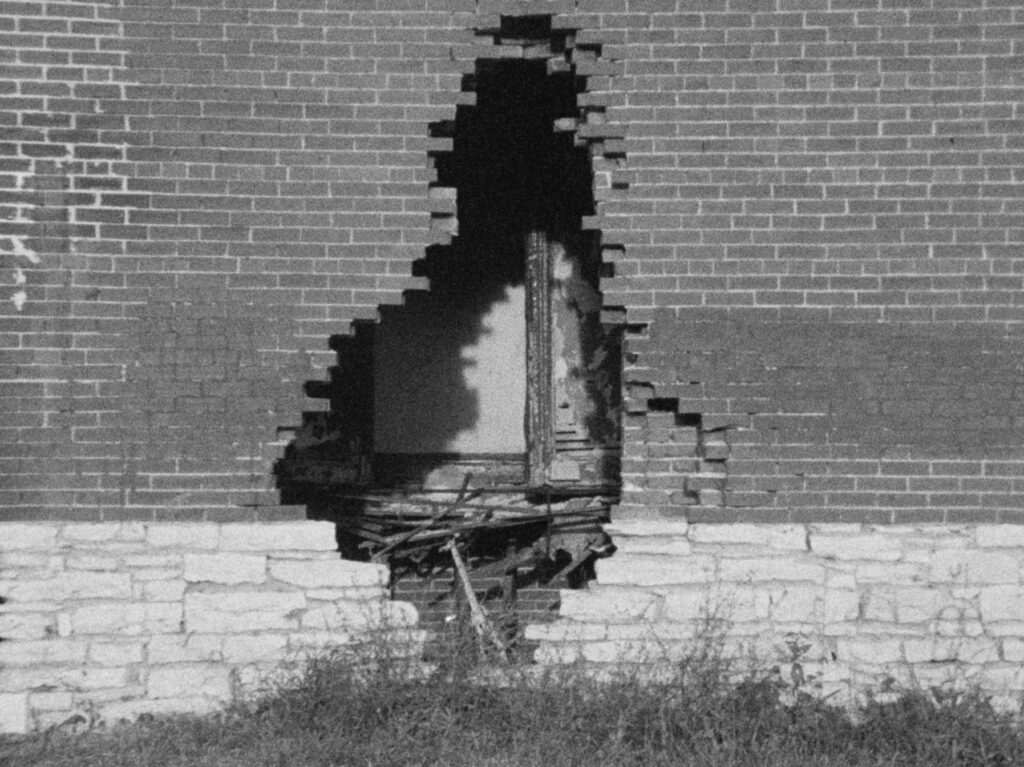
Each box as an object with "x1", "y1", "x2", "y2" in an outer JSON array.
[{"x1": 3, "y1": 626, "x2": 1024, "y2": 767}]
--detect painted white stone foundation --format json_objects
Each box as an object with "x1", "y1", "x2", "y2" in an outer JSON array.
[
  {"x1": 528, "y1": 522, "x2": 1024, "y2": 709},
  {"x1": 0, "y1": 522, "x2": 422, "y2": 734}
]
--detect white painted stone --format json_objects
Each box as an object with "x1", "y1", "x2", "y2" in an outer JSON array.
[
  {"x1": 559, "y1": 586, "x2": 663, "y2": 623},
  {"x1": 220, "y1": 635, "x2": 288, "y2": 663},
  {"x1": 0, "y1": 693, "x2": 29, "y2": 734},
  {"x1": 0, "y1": 639, "x2": 88, "y2": 666},
  {"x1": 147, "y1": 634, "x2": 222, "y2": 664},
  {"x1": 145, "y1": 524, "x2": 220, "y2": 550},
  {"x1": 718, "y1": 557, "x2": 824, "y2": 584},
  {"x1": 810, "y1": 533, "x2": 903, "y2": 561},
  {"x1": 147, "y1": 663, "x2": 232, "y2": 701},
  {"x1": 183, "y1": 589, "x2": 305, "y2": 633},
  {"x1": 305, "y1": 586, "x2": 383, "y2": 602},
  {"x1": 689, "y1": 524, "x2": 806, "y2": 550},
  {"x1": 976, "y1": 526, "x2": 1024, "y2": 548},
  {"x1": 0, "y1": 524, "x2": 58, "y2": 550},
  {"x1": 268, "y1": 558, "x2": 387, "y2": 588},
  {"x1": 219, "y1": 522, "x2": 337, "y2": 551},
  {"x1": 60, "y1": 523, "x2": 146, "y2": 543},
  {"x1": 184, "y1": 553, "x2": 267, "y2": 584},
  {"x1": 26, "y1": 691, "x2": 74, "y2": 712},
  {"x1": 604, "y1": 520, "x2": 690, "y2": 538},
  {"x1": 0, "y1": 552, "x2": 62, "y2": 570},
  {"x1": 891, "y1": 587, "x2": 945, "y2": 624},
  {"x1": 597, "y1": 553, "x2": 717, "y2": 586},
  {"x1": 979, "y1": 585, "x2": 1024, "y2": 622},
  {"x1": 70, "y1": 602, "x2": 182, "y2": 636}
]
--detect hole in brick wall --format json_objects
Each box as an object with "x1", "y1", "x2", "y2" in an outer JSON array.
[{"x1": 277, "y1": 20, "x2": 625, "y2": 653}]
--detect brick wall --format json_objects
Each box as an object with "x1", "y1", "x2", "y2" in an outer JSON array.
[{"x1": 4, "y1": 1, "x2": 1022, "y2": 524}]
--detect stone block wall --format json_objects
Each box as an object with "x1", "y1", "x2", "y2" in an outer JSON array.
[
  {"x1": 528, "y1": 521, "x2": 1024, "y2": 709},
  {"x1": 0, "y1": 521, "x2": 422, "y2": 734}
]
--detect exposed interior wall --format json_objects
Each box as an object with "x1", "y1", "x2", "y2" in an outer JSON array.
[
  {"x1": 374, "y1": 284, "x2": 526, "y2": 455},
  {"x1": 0, "y1": 522, "x2": 423, "y2": 734}
]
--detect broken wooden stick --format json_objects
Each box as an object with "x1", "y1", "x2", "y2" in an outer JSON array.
[{"x1": 445, "y1": 536, "x2": 509, "y2": 662}]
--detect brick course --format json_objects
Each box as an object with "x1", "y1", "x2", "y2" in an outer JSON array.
[{"x1": 4, "y1": 1, "x2": 1022, "y2": 523}]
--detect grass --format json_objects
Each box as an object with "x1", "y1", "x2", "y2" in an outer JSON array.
[{"x1": 3, "y1": 629, "x2": 1024, "y2": 767}]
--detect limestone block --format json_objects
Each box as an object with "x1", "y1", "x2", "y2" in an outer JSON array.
[
  {"x1": 811, "y1": 532, "x2": 903, "y2": 562},
  {"x1": 0, "y1": 612, "x2": 53, "y2": 640},
  {"x1": 65, "y1": 553, "x2": 121, "y2": 571},
  {"x1": 0, "y1": 639, "x2": 88, "y2": 666},
  {"x1": 26, "y1": 690, "x2": 74, "y2": 714},
  {"x1": 123, "y1": 553, "x2": 182, "y2": 569},
  {"x1": 658, "y1": 586, "x2": 713, "y2": 623},
  {"x1": 534, "y1": 642, "x2": 582, "y2": 664},
  {"x1": 597, "y1": 553, "x2": 717, "y2": 586},
  {"x1": 219, "y1": 522, "x2": 337, "y2": 552},
  {"x1": 931, "y1": 603, "x2": 984, "y2": 637},
  {"x1": 147, "y1": 663, "x2": 232, "y2": 701},
  {"x1": 0, "y1": 524, "x2": 57, "y2": 550},
  {"x1": 523, "y1": 622, "x2": 608, "y2": 643},
  {"x1": 148, "y1": 634, "x2": 223, "y2": 664},
  {"x1": 854, "y1": 562, "x2": 925, "y2": 583},
  {"x1": 768, "y1": 585, "x2": 821, "y2": 624},
  {"x1": 928, "y1": 549, "x2": 1020, "y2": 585},
  {"x1": 904, "y1": 638, "x2": 999, "y2": 665},
  {"x1": 604, "y1": 520, "x2": 690, "y2": 538},
  {"x1": 183, "y1": 588, "x2": 305, "y2": 633},
  {"x1": 979, "y1": 585, "x2": 1024, "y2": 623},
  {"x1": 976, "y1": 526, "x2": 1024, "y2": 548},
  {"x1": 89, "y1": 641, "x2": 145, "y2": 666},
  {"x1": 581, "y1": 639, "x2": 667, "y2": 664},
  {"x1": 1003, "y1": 639, "x2": 1024, "y2": 662},
  {"x1": 891, "y1": 587, "x2": 944, "y2": 624},
  {"x1": 70, "y1": 602, "x2": 182, "y2": 636},
  {"x1": 689, "y1": 524, "x2": 806, "y2": 551},
  {"x1": 134, "y1": 578, "x2": 187, "y2": 601},
  {"x1": 99, "y1": 696, "x2": 222, "y2": 725},
  {"x1": 184, "y1": 553, "x2": 267, "y2": 584},
  {"x1": 146, "y1": 524, "x2": 220, "y2": 550},
  {"x1": 305, "y1": 586, "x2": 384, "y2": 602},
  {"x1": 3, "y1": 572, "x2": 132, "y2": 602},
  {"x1": 60, "y1": 523, "x2": 146, "y2": 543},
  {"x1": 220, "y1": 635, "x2": 289, "y2": 663},
  {"x1": 268, "y1": 558, "x2": 387, "y2": 588},
  {"x1": 977, "y1": 664, "x2": 1024, "y2": 694},
  {"x1": 718, "y1": 557, "x2": 824, "y2": 584},
  {"x1": 822, "y1": 589, "x2": 860, "y2": 623},
  {"x1": 0, "y1": 693, "x2": 29, "y2": 734},
  {"x1": 835, "y1": 637, "x2": 903, "y2": 664},
  {"x1": 614, "y1": 536, "x2": 693, "y2": 556},
  {"x1": 559, "y1": 586, "x2": 662, "y2": 623},
  {"x1": 0, "y1": 552, "x2": 62, "y2": 570},
  {"x1": 300, "y1": 598, "x2": 416, "y2": 632}
]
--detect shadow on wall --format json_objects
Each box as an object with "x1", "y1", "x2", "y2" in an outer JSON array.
[{"x1": 275, "y1": 58, "x2": 599, "y2": 507}]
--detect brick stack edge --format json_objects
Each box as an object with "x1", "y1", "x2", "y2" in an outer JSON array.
[{"x1": 2, "y1": 0, "x2": 1024, "y2": 733}]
